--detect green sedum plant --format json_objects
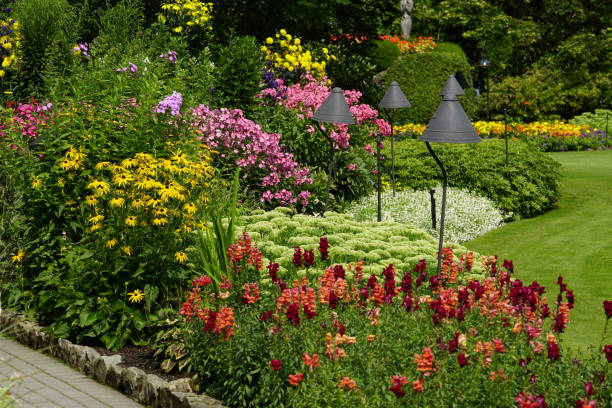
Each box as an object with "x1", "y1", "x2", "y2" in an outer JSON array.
[
  {"x1": 347, "y1": 187, "x2": 507, "y2": 243},
  {"x1": 240, "y1": 208, "x2": 483, "y2": 280}
]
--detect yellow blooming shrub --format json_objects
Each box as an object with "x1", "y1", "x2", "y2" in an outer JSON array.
[
  {"x1": 261, "y1": 29, "x2": 335, "y2": 81},
  {"x1": 0, "y1": 18, "x2": 22, "y2": 77},
  {"x1": 159, "y1": 0, "x2": 213, "y2": 34},
  {"x1": 82, "y1": 144, "x2": 215, "y2": 261}
]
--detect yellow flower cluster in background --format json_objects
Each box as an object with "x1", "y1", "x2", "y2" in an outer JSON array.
[
  {"x1": 398, "y1": 121, "x2": 594, "y2": 140},
  {"x1": 261, "y1": 29, "x2": 335, "y2": 80},
  {"x1": 158, "y1": 0, "x2": 213, "y2": 34},
  {"x1": 394, "y1": 123, "x2": 426, "y2": 136},
  {"x1": 0, "y1": 19, "x2": 22, "y2": 78}
]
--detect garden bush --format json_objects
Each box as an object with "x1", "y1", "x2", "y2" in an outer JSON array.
[
  {"x1": 382, "y1": 139, "x2": 561, "y2": 219},
  {"x1": 380, "y1": 49, "x2": 478, "y2": 125},
  {"x1": 346, "y1": 187, "x2": 506, "y2": 243},
  {"x1": 179, "y1": 236, "x2": 611, "y2": 407},
  {"x1": 239, "y1": 208, "x2": 481, "y2": 279},
  {"x1": 570, "y1": 109, "x2": 611, "y2": 133}
]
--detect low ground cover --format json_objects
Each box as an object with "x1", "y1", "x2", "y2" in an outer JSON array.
[
  {"x1": 346, "y1": 187, "x2": 507, "y2": 243},
  {"x1": 467, "y1": 151, "x2": 612, "y2": 348}
]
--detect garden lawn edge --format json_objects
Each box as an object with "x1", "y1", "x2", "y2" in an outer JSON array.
[{"x1": 0, "y1": 310, "x2": 226, "y2": 408}]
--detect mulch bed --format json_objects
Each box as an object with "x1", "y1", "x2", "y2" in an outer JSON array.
[{"x1": 94, "y1": 345, "x2": 191, "y2": 382}]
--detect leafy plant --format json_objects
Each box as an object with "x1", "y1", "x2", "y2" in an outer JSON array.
[{"x1": 383, "y1": 138, "x2": 561, "y2": 219}]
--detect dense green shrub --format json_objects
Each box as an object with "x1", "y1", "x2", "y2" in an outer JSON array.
[
  {"x1": 369, "y1": 40, "x2": 401, "y2": 71},
  {"x1": 381, "y1": 51, "x2": 478, "y2": 125},
  {"x1": 240, "y1": 208, "x2": 481, "y2": 278},
  {"x1": 382, "y1": 138, "x2": 561, "y2": 219},
  {"x1": 212, "y1": 36, "x2": 263, "y2": 111}
]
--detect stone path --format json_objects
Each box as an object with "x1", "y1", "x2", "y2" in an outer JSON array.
[{"x1": 0, "y1": 335, "x2": 143, "y2": 408}]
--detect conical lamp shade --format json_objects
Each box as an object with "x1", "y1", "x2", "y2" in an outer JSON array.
[
  {"x1": 312, "y1": 87, "x2": 355, "y2": 124},
  {"x1": 420, "y1": 98, "x2": 480, "y2": 143},
  {"x1": 439, "y1": 75, "x2": 465, "y2": 97},
  {"x1": 379, "y1": 81, "x2": 410, "y2": 108}
]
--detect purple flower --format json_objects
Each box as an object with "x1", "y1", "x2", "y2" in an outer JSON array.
[
  {"x1": 158, "y1": 50, "x2": 178, "y2": 65},
  {"x1": 155, "y1": 92, "x2": 183, "y2": 116}
]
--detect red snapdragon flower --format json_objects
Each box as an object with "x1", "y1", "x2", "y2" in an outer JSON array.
[
  {"x1": 604, "y1": 345, "x2": 612, "y2": 362},
  {"x1": 288, "y1": 372, "x2": 304, "y2": 386},
  {"x1": 302, "y1": 353, "x2": 320, "y2": 369},
  {"x1": 292, "y1": 247, "x2": 303, "y2": 267},
  {"x1": 547, "y1": 341, "x2": 560, "y2": 361},
  {"x1": 575, "y1": 400, "x2": 597, "y2": 408},
  {"x1": 457, "y1": 353, "x2": 470, "y2": 367},
  {"x1": 270, "y1": 359, "x2": 282, "y2": 370},
  {"x1": 318, "y1": 237, "x2": 329, "y2": 260},
  {"x1": 515, "y1": 391, "x2": 548, "y2": 408},
  {"x1": 389, "y1": 375, "x2": 407, "y2": 398},
  {"x1": 412, "y1": 378, "x2": 424, "y2": 393},
  {"x1": 604, "y1": 300, "x2": 612, "y2": 318},
  {"x1": 303, "y1": 249, "x2": 315, "y2": 267}
]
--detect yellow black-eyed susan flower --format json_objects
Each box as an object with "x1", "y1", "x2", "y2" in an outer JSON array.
[
  {"x1": 106, "y1": 238, "x2": 118, "y2": 248},
  {"x1": 174, "y1": 251, "x2": 188, "y2": 263},
  {"x1": 125, "y1": 215, "x2": 138, "y2": 227},
  {"x1": 121, "y1": 246, "x2": 132, "y2": 256},
  {"x1": 127, "y1": 289, "x2": 144, "y2": 303},
  {"x1": 11, "y1": 249, "x2": 25, "y2": 263}
]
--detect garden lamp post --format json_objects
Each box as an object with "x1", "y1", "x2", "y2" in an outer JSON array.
[
  {"x1": 313, "y1": 87, "x2": 355, "y2": 213},
  {"x1": 478, "y1": 55, "x2": 491, "y2": 121},
  {"x1": 379, "y1": 81, "x2": 411, "y2": 203},
  {"x1": 420, "y1": 75, "x2": 481, "y2": 274}
]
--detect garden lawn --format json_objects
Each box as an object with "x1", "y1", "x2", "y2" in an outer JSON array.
[{"x1": 466, "y1": 150, "x2": 612, "y2": 350}]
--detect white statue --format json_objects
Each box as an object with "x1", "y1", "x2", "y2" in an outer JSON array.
[{"x1": 400, "y1": 0, "x2": 413, "y2": 39}]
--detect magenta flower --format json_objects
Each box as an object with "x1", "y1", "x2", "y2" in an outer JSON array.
[
  {"x1": 346, "y1": 163, "x2": 357, "y2": 171},
  {"x1": 270, "y1": 359, "x2": 282, "y2": 370}
]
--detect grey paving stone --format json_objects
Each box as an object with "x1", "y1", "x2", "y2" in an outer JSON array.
[{"x1": 0, "y1": 335, "x2": 143, "y2": 408}]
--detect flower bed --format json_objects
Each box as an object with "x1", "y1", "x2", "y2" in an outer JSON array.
[
  {"x1": 239, "y1": 208, "x2": 482, "y2": 279},
  {"x1": 396, "y1": 121, "x2": 609, "y2": 152},
  {"x1": 178, "y1": 238, "x2": 611, "y2": 407}
]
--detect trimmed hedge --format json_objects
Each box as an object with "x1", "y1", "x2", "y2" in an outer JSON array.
[
  {"x1": 382, "y1": 138, "x2": 561, "y2": 219},
  {"x1": 381, "y1": 49, "x2": 478, "y2": 125}
]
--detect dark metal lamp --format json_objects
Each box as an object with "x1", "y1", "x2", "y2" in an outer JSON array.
[
  {"x1": 313, "y1": 87, "x2": 355, "y2": 213},
  {"x1": 378, "y1": 82, "x2": 410, "y2": 221},
  {"x1": 420, "y1": 75, "x2": 480, "y2": 274}
]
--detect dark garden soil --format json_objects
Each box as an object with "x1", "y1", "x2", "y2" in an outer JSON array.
[{"x1": 94, "y1": 345, "x2": 191, "y2": 382}]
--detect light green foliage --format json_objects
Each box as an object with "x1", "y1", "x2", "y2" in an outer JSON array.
[
  {"x1": 347, "y1": 187, "x2": 506, "y2": 243},
  {"x1": 570, "y1": 109, "x2": 611, "y2": 132},
  {"x1": 240, "y1": 208, "x2": 483, "y2": 276}
]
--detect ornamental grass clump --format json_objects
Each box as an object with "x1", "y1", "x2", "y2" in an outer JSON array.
[
  {"x1": 347, "y1": 187, "x2": 507, "y2": 243},
  {"x1": 181, "y1": 237, "x2": 611, "y2": 407}
]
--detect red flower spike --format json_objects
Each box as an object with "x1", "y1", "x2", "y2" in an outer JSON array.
[
  {"x1": 604, "y1": 345, "x2": 612, "y2": 362},
  {"x1": 604, "y1": 300, "x2": 612, "y2": 318},
  {"x1": 270, "y1": 359, "x2": 282, "y2": 371},
  {"x1": 575, "y1": 400, "x2": 597, "y2": 408}
]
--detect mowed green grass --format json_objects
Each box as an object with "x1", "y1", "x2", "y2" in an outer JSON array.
[{"x1": 466, "y1": 150, "x2": 612, "y2": 350}]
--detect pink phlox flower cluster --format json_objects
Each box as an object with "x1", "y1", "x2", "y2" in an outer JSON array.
[
  {"x1": 256, "y1": 73, "x2": 392, "y2": 150},
  {"x1": 155, "y1": 92, "x2": 183, "y2": 116},
  {"x1": 189, "y1": 105, "x2": 312, "y2": 205},
  {"x1": 7, "y1": 102, "x2": 53, "y2": 139},
  {"x1": 158, "y1": 50, "x2": 178, "y2": 65},
  {"x1": 116, "y1": 62, "x2": 138, "y2": 73}
]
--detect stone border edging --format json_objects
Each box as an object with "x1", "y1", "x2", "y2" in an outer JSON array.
[{"x1": 0, "y1": 310, "x2": 225, "y2": 408}]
